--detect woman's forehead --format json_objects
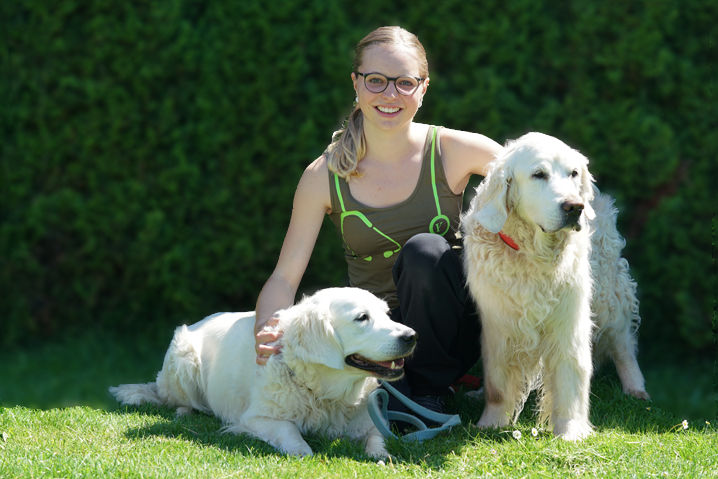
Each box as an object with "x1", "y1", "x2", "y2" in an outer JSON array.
[{"x1": 359, "y1": 44, "x2": 422, "y2": 77}]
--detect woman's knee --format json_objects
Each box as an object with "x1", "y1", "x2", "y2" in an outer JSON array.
[
  {"x1": 400, "y1": 233, "x2": 452, "y2": 266},
  {"x1": 394, "y1": 233, "x2": 458, "y2": 279}
]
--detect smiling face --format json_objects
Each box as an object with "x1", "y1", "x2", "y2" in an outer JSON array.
[{"x1": 352, "y1": 44, "x2": 428, "y2": 132}]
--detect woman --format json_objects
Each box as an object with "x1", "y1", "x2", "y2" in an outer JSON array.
[{"x1": 254, "y1": 26, "x2": 503, "y2": 414}]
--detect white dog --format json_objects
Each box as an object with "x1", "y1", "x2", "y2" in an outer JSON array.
[
  {"x1": 461, "y1": 132, "x2": 649, "y2": 441},
  {"x1": 110, "y1": 287, "x2": 416, "y2": 457}
]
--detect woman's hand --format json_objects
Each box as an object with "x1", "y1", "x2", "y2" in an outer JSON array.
[{"x1": 255, "y1": 317, "x2": 283, "y2": 365}]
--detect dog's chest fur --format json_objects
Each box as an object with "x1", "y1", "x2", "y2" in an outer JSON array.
[
  {"x1": 463, "y1": 217, "x2": 592, "y2": 339},
  {"x1": 260, "y1": 358, "x2": 372, "y2": 437}
]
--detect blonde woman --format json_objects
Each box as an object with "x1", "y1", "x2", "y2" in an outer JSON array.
[{"x1": 255, "y1": 26, "x2": 503, "y2": 416}]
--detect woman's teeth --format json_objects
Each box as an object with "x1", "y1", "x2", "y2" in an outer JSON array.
[{"x1": 377, "y1": 106, "x2": 401, "y2": 113}]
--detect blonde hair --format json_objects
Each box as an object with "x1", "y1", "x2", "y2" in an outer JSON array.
[{"x1": 326, "y1": 27, "x2": 429, "y2": 181}]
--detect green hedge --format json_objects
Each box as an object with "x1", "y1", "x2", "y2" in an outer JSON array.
[{"x1": 2, "y1": 0, "x2": 715, "y2": 356}]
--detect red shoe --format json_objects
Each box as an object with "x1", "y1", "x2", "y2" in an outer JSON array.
[{"x1": 449, "y1": 374, "x2": 482, "y2": 394}]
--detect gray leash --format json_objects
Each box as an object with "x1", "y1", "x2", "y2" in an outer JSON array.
[{"x1": 367, "y1": 380, "x2": 461, "y2": 442}]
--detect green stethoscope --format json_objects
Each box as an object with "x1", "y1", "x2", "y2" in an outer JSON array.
[{"x1": 334, "y1": 127, "x2": 451, "y2": 262}]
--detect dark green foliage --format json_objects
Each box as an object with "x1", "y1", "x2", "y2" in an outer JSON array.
[{"x1": 2, "y1": 1, "x2": 715, "y2": 357}]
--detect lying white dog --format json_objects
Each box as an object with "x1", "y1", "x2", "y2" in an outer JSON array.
[
  {"x1": 110, "y1": 287, "x2": 416, "y2": 457},
  {"x1": 461, "y1": 132, "x2": 649, "y2": 441}
]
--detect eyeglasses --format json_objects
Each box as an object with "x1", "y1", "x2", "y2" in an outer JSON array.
[{"x1": 355, "y1": 72, "x2": 424, "y2": 96}]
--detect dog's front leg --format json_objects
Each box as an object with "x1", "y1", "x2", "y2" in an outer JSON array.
[
  {"x1": 243, "y1": 416, "x2": 313, "y2": 456},
  {"x1": 345, "y1": 407, "x2": 388, "y2": 459},
  {"x1": 476, "y1": 332, "x2": 522, "y2": 429},
  {"x1": 543, "y1": 332, "x2": 593, "y2": 441}
]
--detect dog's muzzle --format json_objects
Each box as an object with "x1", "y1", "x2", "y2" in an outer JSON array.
[{"x1": 345, "y1": 331, "x2": 417, "y2": 380}]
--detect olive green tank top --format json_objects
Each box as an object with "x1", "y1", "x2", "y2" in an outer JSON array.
[{"x1": 328, "y1": 126, "x2": 463, "y2": 309}]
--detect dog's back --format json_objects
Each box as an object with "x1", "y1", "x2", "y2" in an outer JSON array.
[{"x1": 110, "y1": 312, "x2": 256, "y2": 415}]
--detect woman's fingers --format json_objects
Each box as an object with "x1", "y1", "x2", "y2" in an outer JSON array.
[{"x1": 255, "y1": 318, "x2": 283, "y2": 365}]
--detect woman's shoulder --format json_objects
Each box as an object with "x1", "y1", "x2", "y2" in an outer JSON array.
[
  {"x1": 305, "y1": 154, "x2": 330, "y2": 177},
  {"x1": 439, "y1": 127, "x2": 500, "y2": 151},
  {"x1": 437, "y1": 127, "x2": 505, "y2": 178},
  {"x1": 296, "y1": 154, "x2": 332, "y2": 210}
]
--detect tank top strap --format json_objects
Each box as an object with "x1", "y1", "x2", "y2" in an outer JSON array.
[
  {"x1": 328, "y1": 166, "x2": 346, "y2": 215},
  {"x1": 425, "y1": 125, "x2": 453, "y2": 197}
]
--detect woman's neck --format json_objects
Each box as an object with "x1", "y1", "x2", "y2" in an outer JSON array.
[{"x1": 362, "y1": 121, "x2": 426, "y2": 164}]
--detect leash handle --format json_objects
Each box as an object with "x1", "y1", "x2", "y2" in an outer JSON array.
[{"x1": 367, "y1": 380, "x2": 461, "y2": 442}]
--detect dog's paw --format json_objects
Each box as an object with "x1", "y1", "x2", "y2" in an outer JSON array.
[
  {"x1": 175, "y1": 406, "x2": 193, "y2": 416},
  {"x1": 281, "y1": 443, "x2": 313, "y2": 457},
  {"x1": 476, "y1": 402, "x2": 512, "y2": 429},
  {"x1": 553, "y1": 419, "x2": 592, "y2": 441},
  {"x1": 365, "y1": 434, "x2": 389, "y2": 459},
  {"x1": 368, "y1": 448, "x2": 390, "y2": 460},
  {"x1": 625, "y1": 388, "x2": 651, "y2": 401}
]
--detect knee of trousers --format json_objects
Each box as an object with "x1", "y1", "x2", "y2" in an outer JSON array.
[{"x1": 393, "y1": 233, "x2": 460, "y2": 288}]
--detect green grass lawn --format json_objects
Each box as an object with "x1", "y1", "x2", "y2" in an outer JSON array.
[
  {"x1": 1, "y1": 372, "x2": 717, "y2": 478},
  {"x1": 1, "y1": 332, "x2": 716, "y2": 477}
]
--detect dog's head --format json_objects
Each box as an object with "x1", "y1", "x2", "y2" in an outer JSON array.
[
  {"x1": 278, "y1": 288, "x2": 416, "y2": 380},
  {"x1": 470, "y1": 132, "x2": 595, "y2": 235}
]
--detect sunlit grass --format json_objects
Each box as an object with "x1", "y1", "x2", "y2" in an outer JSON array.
[
  {"x1": 1, "y1": 332, "x2": 716, "y2": 477},
  {"x1": 1, "y1": 384, "x2": 716, "y2": 478}
]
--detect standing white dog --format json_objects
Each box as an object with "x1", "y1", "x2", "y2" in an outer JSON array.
[
  {"x1": 461, "y1": 132, "x2": 649, "y2": 441},
  {"x1": 110, "y1": 288, "x2": 416, "y2": 457}
]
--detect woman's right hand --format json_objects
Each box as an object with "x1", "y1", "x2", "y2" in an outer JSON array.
[{"x1": 255, "y1": 317, "x2": 283, "y2": 365}]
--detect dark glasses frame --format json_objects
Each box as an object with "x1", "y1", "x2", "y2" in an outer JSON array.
[{"x1": 355, "y1": 72, "x2": 425, "y2": 96}]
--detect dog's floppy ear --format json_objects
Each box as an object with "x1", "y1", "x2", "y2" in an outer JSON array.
[
  {"x1": 580, "y1": 162, "x2": 596, "y2": 220},
  {"x1": 474, "y1": 164, "x2": 511, "y2": 234},
  {"x1": 282, "y1": 303, "x2": 345, "y2": 370}
]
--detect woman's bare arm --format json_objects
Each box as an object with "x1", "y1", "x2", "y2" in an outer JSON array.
[
  {"x1": 439, "y1": 128, "x2": 504, "y2": 194},
  {"x1": 254, "y1": 156, "x2": 332, "y2": 364}
]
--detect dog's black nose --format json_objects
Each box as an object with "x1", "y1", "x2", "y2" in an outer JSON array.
[
  {"x1": 562, "y1": 201, "x2": 584, "y2": 219},
  {"x1": 401, "y1": 332, "x2": 417, "y2": 346}
]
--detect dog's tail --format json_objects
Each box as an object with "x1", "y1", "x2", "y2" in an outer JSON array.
[{"x1": 109, "y1": 382, "x2": 164, "y2": 406}]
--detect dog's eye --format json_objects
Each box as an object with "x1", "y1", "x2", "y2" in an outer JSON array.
[
  {"x1": 354, "y1": 313, "x2": 369, "y2": 322},
  {"x1": 532, "y1": 171, "x2": 547, "y2": 180},
  {"x1": 571, "y1": 170, "x2": 579, "y2": 178}
]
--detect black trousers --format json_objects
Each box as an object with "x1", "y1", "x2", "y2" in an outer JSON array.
[{"x1": 389, "y1": 233, "x2": 482, "y2": 398}]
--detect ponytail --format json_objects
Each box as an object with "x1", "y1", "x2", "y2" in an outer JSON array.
[{"x1": 326, "y1": 104, "x2": 366, "y2": 181}]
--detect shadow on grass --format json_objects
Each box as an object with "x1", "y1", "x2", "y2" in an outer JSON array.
[
  {"x1": 111, "y1": 403, "x2": 462, "y2": 466},
  {"x1": 104, "y1": 361, "x2": 690, "y2": 470},
  {"x1": 448, "y1": 366, "x2": 684, "y2": 440}
]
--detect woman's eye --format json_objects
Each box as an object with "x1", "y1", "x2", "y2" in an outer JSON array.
[{"x1": 355, "y1": 313, "x2": 369, "y2": 322}]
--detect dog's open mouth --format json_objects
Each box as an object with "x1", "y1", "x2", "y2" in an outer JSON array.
[{"x1": 345, "y1": 354, "x2": 406, "y2": 379}]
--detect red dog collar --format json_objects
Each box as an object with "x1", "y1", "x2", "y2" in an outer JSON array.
[{"x1": 498, "y1": 232, "x2": 520, "y2": 251}]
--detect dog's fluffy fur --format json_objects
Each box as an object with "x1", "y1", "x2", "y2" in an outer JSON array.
[
  {"x1": 461, "y1": 132, "x2": 648, "y2": 441},
  {"x1": 110, "y1": 288, "x2": 416, "y2": 457}
]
